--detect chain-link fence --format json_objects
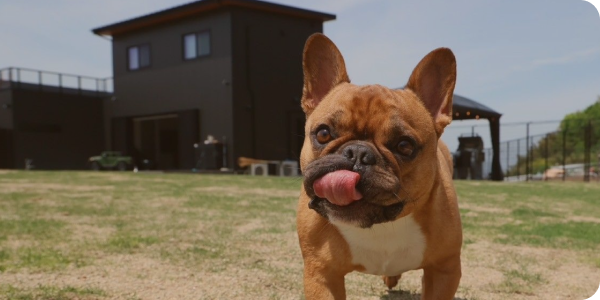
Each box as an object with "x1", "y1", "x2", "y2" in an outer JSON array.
[{"x1": 483, "y1": 119, "x2": 600, "y2": 182}]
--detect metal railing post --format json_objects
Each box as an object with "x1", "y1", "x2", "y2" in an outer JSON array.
[
  {"x1": 38, "y1": 70, "x2": 42, "y2": 90},
  {"x1": 506, "y1": 141, "x2": 510, "y2": 178},
  {"x1": 16, "y1": 68, "x2": 21, "y2": 88},
  {"x1": 517, "y1": 139, "x2": 520, "y2": 180},
  {"x1": 562, "y1": 125, "x2": 567, "y2": 182},
  {"x1": 530, "y1": 136, "x2": 534, "y2": 178},
  {"x1": 584, "y1": 120, "x2": 592, "y2": 182},
  {"x1": 526, "y1": 122, "x2": 530, "y2": 181},
  {"x1": 544, "y1": 133, "x2": 549, "y2": 181}
]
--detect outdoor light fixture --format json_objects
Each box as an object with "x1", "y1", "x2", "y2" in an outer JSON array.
[
  {"x1": 466, "y1": 111, "x2": 471, "y2": 116},
  {"x1": 455, "y1": 112, "x2": 459, "y2": 117}
]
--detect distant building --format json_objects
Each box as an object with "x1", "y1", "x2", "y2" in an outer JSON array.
[
  {"x1": 93, "y1": 0, "x2": 335, "y2": 170},
  {"x1": 0, "y1": 0, "x2": 335, "y2": 171},
  {"x1": 0, "y1": 68, "x2": 110, "y2": 169}
]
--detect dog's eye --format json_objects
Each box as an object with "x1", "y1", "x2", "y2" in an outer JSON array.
[
  {"x1": 397, "y1": 139, "x2": 415, "y2": 157},
  {"x1": 316, "y1": 127, "x2": 332, "y2": 144}
]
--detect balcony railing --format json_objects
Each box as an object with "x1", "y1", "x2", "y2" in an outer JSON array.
[{"x1": 0, "y1": 67, "x2": 113, "y2": 95}]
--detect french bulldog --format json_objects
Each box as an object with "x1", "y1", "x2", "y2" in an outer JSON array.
[{"x1": 296, "y1": 33, "x2": 462, "y2": 300}]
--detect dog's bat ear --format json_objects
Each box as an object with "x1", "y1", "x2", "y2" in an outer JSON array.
[
  {"x1": 406, "y1": 48, "x2": 456, "y2": 136},
  {"x1": 301, "y1": 33, "x2": 350, "y2": 115}
]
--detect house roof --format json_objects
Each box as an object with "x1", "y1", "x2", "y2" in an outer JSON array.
[
  {"x1": 452, "y1": 94, "x2": 501, "y2": 120},
  {"x1": 92, "y1": 0, "x2": 336, "y2": 37},
  {"x1": 394, "y1": 87, "x2": 502, "y2": 120}
]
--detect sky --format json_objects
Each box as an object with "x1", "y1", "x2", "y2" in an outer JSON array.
[{"x1": 0, "y1": 0, "x2": 599, "y2": 151}]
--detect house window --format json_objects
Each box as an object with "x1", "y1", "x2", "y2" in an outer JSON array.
[
  {"x1": 128, "y1": 44, "x2": 151, "y2": 70},
  {"x1": 183, "y1": 31, "x2": 211, "y2": 60}
]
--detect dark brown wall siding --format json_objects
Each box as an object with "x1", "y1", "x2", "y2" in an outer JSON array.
[
  {"x1": 0, "y1": 129, "x2": 14, "y2": 168},
  {"x1": 231, "y1": 9, "x2": 322, "y2": 163},
  {"x1": 0, "y1": 90, "x2": 13, "y2": 129},
  {"x1": 177, "y1": 109, "x2": 200, "y2": 169},
  {"x1": 11, "y1": 89, "x2": 105, "y2": 169},
  {"x1": 109, "y1": 11, "x2": 234, "y2": 168}
]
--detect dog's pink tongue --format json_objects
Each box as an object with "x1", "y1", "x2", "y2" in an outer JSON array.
[{"x1": 313, "y1": 170, "x2": 363, "y2": 206}]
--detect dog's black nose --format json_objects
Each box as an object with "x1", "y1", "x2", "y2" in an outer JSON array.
[{"x1": 342, "y1": 144, "x2": 376, "y2": 166}]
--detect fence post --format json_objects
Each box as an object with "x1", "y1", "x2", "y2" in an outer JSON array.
[
  {"x1": 58, "y1": 74, "x2": 62, "y2": 93},
  {"x1": 38, "y1": 71, "x2": 42, "y2": 90},
  {"x1": 584, "y1": 121, "x2": 591, "y2": 182},
  {"x1": 506, "y1": 141, "x2": 510, "y2": 178},
  {"x1": 7, "y1": 67, "x2": 12, "y2": 82},
  {"x1": 526, "y1": 122, "x2": 530, "y2": 181},
  {"x1": 530, "y1": 136, "x2": 534, "y2": 178},
  {"x1": 562, "y1": 125, "x2": 567, "y2": 181},
  {"x1": 78, "y1": 76, "x2": 82, "y2": 95},
  {"x1": 545, "y1": 133, "x2": 549, "y2": 181},
  {"x1": 517, "y1": 139, "x2": 520, "y2": 180}
]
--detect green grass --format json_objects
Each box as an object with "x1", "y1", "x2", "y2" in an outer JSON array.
[
  {"x1": 103, "y1": 234, "x2": 159, "y2": 253},
  {"x1": 0, "y1": 218, "x2": 66, "y2": 241},
  {"x1": 0, "y1": 285, "x2": 106, "y2": 300},
  {"x1": 497, "y1": 221, "x2": 600, "y2": 250},
  {"x1": 0, "y1": 171, "x2": 599, "y2": 299},
  {"x1": 455, "y1": 181, "x2": 600, "y2": 251},
  {"x1": 495, "y1": 267, "x2": 545, "y2": 295}
]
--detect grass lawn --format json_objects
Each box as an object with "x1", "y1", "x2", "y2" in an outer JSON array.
[{"x1": 0, "y1": 170, "x2": 598, "y2": 299}]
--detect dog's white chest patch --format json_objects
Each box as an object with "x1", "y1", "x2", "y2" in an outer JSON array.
[{"x1": 331, "y1": 215, "x2": 426, "y2": 276}]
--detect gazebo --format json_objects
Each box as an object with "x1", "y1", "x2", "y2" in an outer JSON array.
[{"x1": 452, "y1": 94, "x2": 503, "y2": 181}]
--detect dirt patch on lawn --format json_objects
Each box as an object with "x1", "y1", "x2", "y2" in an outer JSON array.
[
  {"x1": 459, "y1": 203, "x2": 511, "y2": 214},
  {"x1": 2, "y1": 252, "x2": 303, "y2": 300},
  {"x1": 568, "y1": 215, "x2": 600, "y2": 223},
  {"x1": 0, "y1": 182, "x2": 114, "y2": 193},
  {"x1": 458, "y1": 241, "x2": 600, "y2": 300},
  {"x1": 195, "y1": 186, "x2": 299, "y2": 198}
]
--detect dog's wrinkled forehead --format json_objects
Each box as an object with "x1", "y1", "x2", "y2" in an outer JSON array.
[{"x1": 311, "y1": 84, "x2": 432, "y2": 139}]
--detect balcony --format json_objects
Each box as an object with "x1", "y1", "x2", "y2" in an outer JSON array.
[{"x1": 0, "y1": 67, "x2": 113, "y2": 97}]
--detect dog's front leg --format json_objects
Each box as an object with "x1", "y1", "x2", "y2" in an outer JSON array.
[
  {"x1": 420, "y1": 258, "x2": 461, "y2": 300},
  {"x1": 303, "y1": 265, "x2": 346, "y2": 300}
]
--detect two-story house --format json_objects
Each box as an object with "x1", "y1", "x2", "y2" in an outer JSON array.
[{"x1": 93, "y1": 0, "x2": 335, "y2": 170}]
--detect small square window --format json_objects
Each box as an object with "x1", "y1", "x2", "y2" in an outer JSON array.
[
  {"x1": 183, "y1": 31, "x2": 211, "y2": 60},
  {"x1": 128, "y1": 44, "x2": 151, "y2": 70}
]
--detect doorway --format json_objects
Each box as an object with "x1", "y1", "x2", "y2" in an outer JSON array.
[{"x1": 133, "y1": 114, "x2": 179, "y2": 170}]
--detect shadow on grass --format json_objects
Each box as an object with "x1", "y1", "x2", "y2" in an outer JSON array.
[{"x1": 381, "y1": 290, "x2": 469, "y2": 300}]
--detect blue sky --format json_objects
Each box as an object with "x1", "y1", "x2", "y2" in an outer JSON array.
[{"x1": 1, "y1": 0, "x2": 599, "y2": 150}]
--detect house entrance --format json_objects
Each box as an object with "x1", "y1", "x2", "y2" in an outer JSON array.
[{"x1": 133, "y1": 114, "x2": 179, "y2": 170}]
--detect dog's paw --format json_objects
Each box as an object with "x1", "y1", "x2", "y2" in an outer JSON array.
[{"x1": 382, "y1": 275, "x2": 401, "y2": 290}]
